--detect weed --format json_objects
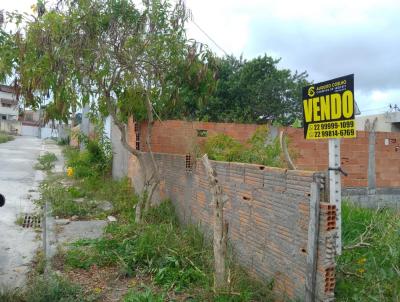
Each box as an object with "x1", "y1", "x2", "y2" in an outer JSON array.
[
  {"x1": 25, "y1": 274, "x2": 93, "y2": 302},
  {"x1": 64, "y1": 134, "x2": 112, "y2": 179},
  {"x1": 15, "y1": 213, "x2": 24, "y2": 226},
  {"x1": 34, "y1": 152, "x2": 57, "y2": 171},
  {"x1": 0, "y1": 132, "x2": 14, "y2": 144},
  {"x1": 57, "y1": 137, "x2": 70, "y2": 146},
  {"x1": 336, "y1": 202, "x2": 400, "y2": 301},
  {"x1": 0, "y1": 288, "x2": 24, "y2": 302},
  {"x1": 0, "y1": 274, "x2": 94, "y2": 302},
  {"x1": 124, "y1": 288, "x2": 164, "y2": 302},
  {"x1": 64, "y1": 201, "x2": 273, "y2": 300}
]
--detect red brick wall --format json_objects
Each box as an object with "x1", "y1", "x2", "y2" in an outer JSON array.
[
  {"x1": 133, "y1": 120, "x2": 259, "y2": 154},
  {"x1": 286, "y1": 128, "x2": 370, "y2": 188},
  {"x1": 286, "y1": 129, "x2": 400, "y2": 188},
  {"x1": 375, "y1": 133, "x2": 400, "y2": 187},
  {"x1": 128, "y1": 120, "x2": 400, "y2": 189}
]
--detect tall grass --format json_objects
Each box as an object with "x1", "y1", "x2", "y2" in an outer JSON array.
[
  {"x1": 336, "y1": 202, "x2": 400, "y2": 301},
  {"x1": 34, "y1": 152, "x2": 58, "y2": 171},
  {"x1": 64, "y1": 201, "x2": 273, "y2": 301},
  {"x1": 0, "y1": 274, "x2": 95, "y2": 302},
  {"x1": 0, "y1": 132, "x2": 14, "y2": 144}
]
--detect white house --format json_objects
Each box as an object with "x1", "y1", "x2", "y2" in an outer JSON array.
[
  {"x1": 0, "y1": 84, "x2": 19, "y2": 121},
  {"x1": 356, "y1": 111, "x2": 400, "y2": 132}
]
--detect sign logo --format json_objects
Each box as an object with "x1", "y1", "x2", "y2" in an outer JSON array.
[
  {"x1": 307, "y1": 86, "x2": 315, "y2": 97},
  {"x1": 302, "y1": 74, "x2": 356, "y2": 140}
]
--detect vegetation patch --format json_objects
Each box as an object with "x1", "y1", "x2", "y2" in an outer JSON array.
[
  {"x1": 336, "y1": 202, "x2": 400, "y2": 301},
  {"x1": 63, "y1": 201, "x2": 273, "y2": 301},
  {"x1": 36, "y1": 173, "x2": 136, "y2": 220},
  {"x1": 0, "y1": 132, "x2": 14, "y2": 144},
  {"x1": 31, "y1": 139, "x2": 273, "y2": 301},
  {"x1": 0, "y1": 274, "x2": 96, "y2": 302},
  {"x1": 202, "y1": 126, "x2": 284, "y2": 167},
  {"x1": 34, "y1": 152, "x2": 57, "y2": 171}
]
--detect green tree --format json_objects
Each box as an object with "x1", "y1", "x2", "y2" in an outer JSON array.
[
  {"x1": 1, "y1": 0, "x2": 216, "y2": 221},
  {"x1": 197, "y1": 55, "x2": 309, "y2": 124}
]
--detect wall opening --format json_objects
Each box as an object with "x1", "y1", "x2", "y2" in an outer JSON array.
[
  {"x1": 135, "y1": 123, "x2": 141, "y2": 150},
  {"x1": 185, "y1": 154, "x2": 193, "y2": 173},
  {"x1": 196, "y1": 129, "x2": 208, "y2": 137}
]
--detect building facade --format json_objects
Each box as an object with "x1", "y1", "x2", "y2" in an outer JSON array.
[
  {"x1": 356, "y1": 111, "x2": 400, "y2": 132},
  {"x1": 0, "y1": 85, "x2": 18, "y2": 121}
]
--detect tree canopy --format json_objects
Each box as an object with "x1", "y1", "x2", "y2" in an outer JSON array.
[
  {"x1": 163, "y1": 55, "x2": 309, "y2": 125},
  {"x1": 0, "y1": 0, "x2": 216, "y2": 123},
  {"x1": 0, "y1": 0, "x2": 308, "y2": 127}
]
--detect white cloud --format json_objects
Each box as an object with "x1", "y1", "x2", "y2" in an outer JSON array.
[
  {"x1": 3, "y1": 0, "x2": 399, "y2": 115},
  {"x1": 184, "y1": 0, "x2": 400, "y2": 114}
]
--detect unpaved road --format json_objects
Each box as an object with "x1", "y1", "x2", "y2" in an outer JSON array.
[{"x1": 0, "y1": 136, "x2": 43, "y2": 289}]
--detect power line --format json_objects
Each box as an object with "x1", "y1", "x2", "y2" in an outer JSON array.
[{"x1": 189, "y1": 18, "x2": 229, "y2": 56}]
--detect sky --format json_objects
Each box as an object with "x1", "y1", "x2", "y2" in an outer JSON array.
[{"x1": 2, "y1": 0, "x2": 399, "y2": 116}]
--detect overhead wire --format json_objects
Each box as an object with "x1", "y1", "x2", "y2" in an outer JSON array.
[{"x1": 187, "y1": 7, "x2": 229, "y2": 56}]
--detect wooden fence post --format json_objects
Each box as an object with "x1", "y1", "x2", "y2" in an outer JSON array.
[
  {"x1": 202, "y1": 154, "x2": 228, "y2": 290},
  {"x1": 305, "y1": 175, "x2": 322, "y2": 302}
]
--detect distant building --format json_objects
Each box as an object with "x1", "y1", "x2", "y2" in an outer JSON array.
[
  {"x1": 0, "y1": 85, "x2": 18, "y2": 121},
  {"x1": 20, "y1": 109, "x2": 43, "y2": 127},
  {"x1": 356, "y1": 111, "x2": 400, "y2": 132}
]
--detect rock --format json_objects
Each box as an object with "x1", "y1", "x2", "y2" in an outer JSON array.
[
  {"x1": 107, "y1": 216, "x2": 117, "y2": 222},
  {"x1": 98, "y1": 201, "x2": 113, "y2": 211},
  {"x1": 74, "y1": 198, "x2": 85, "y2": 204},
  {"x1": 54, "y1": 270, "x2": 63, "y2": 277},
  {"x1": 55, "y1": 219, "x2": 70, "y2": 225},
  {"x1": 57, "y1": 221, "x2": 107, "y2": 245},
  {"x1": 70, "y1": 215, "x2": 79, "y2": 221}
]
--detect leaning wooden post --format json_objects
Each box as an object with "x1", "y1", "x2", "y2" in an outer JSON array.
[
  {"x1": 305, "y1": 174, "x2": 322, "y2": 302},
  {"x1": 201, "y1": 154, "x2": 228, "y2": 290}
]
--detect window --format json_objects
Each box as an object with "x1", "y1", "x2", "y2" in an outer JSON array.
[{"x1": 1, "y1": 115, "x2": 6, "y2": 120}]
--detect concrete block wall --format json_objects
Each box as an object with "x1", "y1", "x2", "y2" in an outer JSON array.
[
  {"x1": 111, "y1": 120, "x2": 129, "y2": 180},
  {"x1": 137, "y1": 152, "x2": 337, "y2": 301}
]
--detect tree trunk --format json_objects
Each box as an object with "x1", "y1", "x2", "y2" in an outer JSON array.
[
  {"x1": 201, "y1": 154, "x2": 228, "y2": 290},
  {"x1": 141, "y1": 88, "x2": 160, "y2": 213},
  {"x1": 105, "y1": 94, "x2": 160, "y2": 223}
]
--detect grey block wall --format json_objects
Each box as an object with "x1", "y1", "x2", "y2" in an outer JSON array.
[
  {"x1": 137, "y1": 153, "x2": 338, "y2": 301},
  {"x1": 111, "y1": 120, "x2": 129, "y2": 179}
]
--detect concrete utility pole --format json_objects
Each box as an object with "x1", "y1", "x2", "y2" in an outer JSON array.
[{"x1": 328, "y1": 138, "x2": 341, "y2": 254}]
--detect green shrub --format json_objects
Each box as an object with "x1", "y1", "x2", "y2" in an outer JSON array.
[
  {"x1": 336, "y1": 202, "x2": 400, "y2": 301},
  {"x1": 34, "y1": 152, "x2": 58, "y2": 171},
  {"x1": 203, "y1": 133, "x2": 246, "y2": 162},
  {"x1": 57, "y1": 137, "x2": 70, "y2": 146},
  {"x1": 202, "y1": 126, "x2": 283, "y2": 167},
  {"x1": 64, "y1": 135, "x2": 112, "y2": 178}
]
